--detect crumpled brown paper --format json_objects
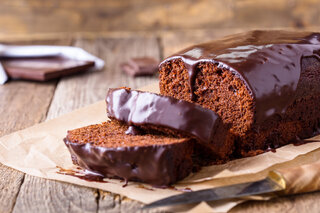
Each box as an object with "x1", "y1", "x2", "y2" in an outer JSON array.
[{"x1": 1, "y1": 83, "x2": 320, "y2": 213}]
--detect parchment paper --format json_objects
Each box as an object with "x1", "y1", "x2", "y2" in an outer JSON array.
[{"x1": 1, "y1": 82, "x2": 320, "y2": 213}]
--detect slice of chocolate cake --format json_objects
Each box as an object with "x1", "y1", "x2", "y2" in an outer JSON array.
[
  {"x1": 106, "y1": 88, "x2": 234, "y2": 160},
  {"x1": 64, "y1": 120, "x2": 194, "y2": 186},
  {"x1": 159, "y1": 30, "x2": 320, "y2": 157}
]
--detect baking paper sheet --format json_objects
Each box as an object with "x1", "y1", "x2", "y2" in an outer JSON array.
[{"x1": 1, "y1": 83, "x2": 320, "y2": 212}]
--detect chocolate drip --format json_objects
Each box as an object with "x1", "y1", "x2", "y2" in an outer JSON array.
[
  {"x1": 106, "y1": 88, "x2": 222, "y2": 144},
  {"x1": 64, "y1": 137, "x2": 194, "y2": 187},
  {"x1": 125, "y1": 125, "x2": 142, "y2": 135},
  {"x1": 56, "y1": 166, "x2": 108, "y2": 183},
  {"x1": 265, "y1": 146, "x2": 276, "y2": 153},
  {"x1": 160, "y1": 30, "x2": 320, "y2": 124},
  {"x1": 183, "y1": 59, "x2": 199, "y2": 101}
]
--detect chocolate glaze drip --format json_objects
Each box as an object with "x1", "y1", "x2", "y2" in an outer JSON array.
[
  {"x1": 160, "y1": 30, "x2": 320, "y2": 124},
  {"x1": 56, "y1": 166, "x2": 108, "y2": 183},
  {"x1": 106, "y1": 88, "x2": 222, "y2": 144},
  {"x1": 63, "y1": 138, "x2": 193, "y2": 187},
  {"x1": 125, "y1": 125, "x2": 143, "y2": 135},
  {"x1": 184, "y1": 61, "x2": 199, "y2": 101}
]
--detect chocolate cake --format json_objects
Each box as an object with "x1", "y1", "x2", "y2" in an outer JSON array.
[
  {"x1": 64, "y1": 120, "x2": 194, "y2": 186},
  {"x1": 159, "y1": 30, "x2": 320, "y2": 157},
  {"x1": 106, "y1": 88, "x2": 234, "y2": 159}
]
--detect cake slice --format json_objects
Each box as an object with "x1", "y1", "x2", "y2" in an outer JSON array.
[
  {"x1": 159, "y1": 30, "x2": 320, "y2": 157},
  {"x1": 106, "y1": 88, "x2": 234, "y2": 160},
  {"x1": 64, "y1": 120, "x2": 194, "y2": 186}
]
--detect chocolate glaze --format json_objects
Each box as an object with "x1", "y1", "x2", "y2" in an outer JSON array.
[
  {"x1": 106, "y1": 88, "x2": 223, "y2": 144},
  {"x1": 160, "y1": 30, "x2": 320, "y2": 124},
  {"x1": 125, "y1": 125, "x2": 143, "y2": 135},
  {"x1": 63, "y1": 137, "x2": 193, "y2": 187},
  {"x1": 265, "y1": 146, "x2": 276, "y2": 153},
  {"x1": 56, "y1": 166, "x2": 108, "y2": 183}
]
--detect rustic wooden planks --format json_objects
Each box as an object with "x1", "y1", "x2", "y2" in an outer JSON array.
[
  {"x1": 0, "y1": 38, "x2": 71, "y2": 213},
  {"x1": 0, "y1": 165, "x2": 24, "y2": 213},
  {"x1": 13, "y1": 178, "x2": 98, "y2": 213},
  {"x1": 0, "y1": 81, "x2": 56, "y2": 212},
  {"x1": 12, "y1": 35, "x2": 160, "y2": 212},
  {"x1": 231, "y1": 191, "x2": 320, "y2": 212},
  {"x1": 1, "y1": 0, "x2": 320, "y2": 35}
]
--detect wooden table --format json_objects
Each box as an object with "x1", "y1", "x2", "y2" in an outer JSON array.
[{"x1": 1, "y1": 29, "x2": 320, "y2": 213}]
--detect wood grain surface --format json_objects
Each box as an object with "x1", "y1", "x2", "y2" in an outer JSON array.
[
  {"x1": 1, "y1": 29, "x2": 320, "y2": 212},
  {"x1": 9, "y1": 35, "x2": 159, "y2": 213},
  {"x1": 1, "y1": 0, "x2": 320, "y2": 35},
  {"x1": 0, "y1": 38, "x2": 71, "y2": 213}
]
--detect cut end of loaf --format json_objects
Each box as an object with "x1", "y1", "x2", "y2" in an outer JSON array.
[
  {"x1": 159, "y1": 56, "x2": 320, "y2": 157},
  {"x1": 159, "y1": 58, "x2": 254, "y2": 137}
]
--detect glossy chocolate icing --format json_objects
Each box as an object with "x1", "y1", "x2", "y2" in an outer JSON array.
[
  {"x1": 160, "y1": 30, "x2": 320, "y2": 123},
  {"x1": 64, "y1": 137, "x2": 193, "y2": 186},
  {"x1": 125, "y1": 125, "x2": 143, "y2": 135},
  {"x1": 106, "y1": 88, "x2": 222, "y2": 144}
]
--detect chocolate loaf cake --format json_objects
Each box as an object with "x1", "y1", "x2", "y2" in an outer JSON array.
[
  {"x1": 106, "y1": 88, "x2": 233, "y2": 159},
  {"x1": 159, "y1": 30, "x2": 320, "y2": 157},
  {"x1": 64, "y1": 120, "x2": 194, "y2": 186}
]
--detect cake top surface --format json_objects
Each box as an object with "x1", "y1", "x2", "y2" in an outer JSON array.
[
  {"x1": 66, "y1": 121, "x2": 188, "y2": 148},
  {"x1": 174, "y1": 30, "x2": 320, "y2": 57},
  {"x1": 106, "y1": 88, "x2": 222, "y2": 143},
  {"x1": 161, "y1": 30, "x2": 320, "y2": 123}
]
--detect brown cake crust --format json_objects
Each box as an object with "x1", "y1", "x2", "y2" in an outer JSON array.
[
  {"x1": 106, "y1": 88, "x2": 234, "y2": 160},
  {"x1": 64, "y1": 121, "x2": 194, "y2": 186},
  {"x1": 159, "y1": 30, "x2": 320, "y2": 157}
]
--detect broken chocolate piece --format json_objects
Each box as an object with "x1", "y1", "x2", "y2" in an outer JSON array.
[
  {"x1": 120, "y1": 57, "x2": 158, "y2": 77},
  {"x1": 2, "y1": 56, "x2": 95, "y2": 81}
]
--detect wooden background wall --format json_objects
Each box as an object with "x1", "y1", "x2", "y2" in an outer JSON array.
[{"x1": 1, "y1": 0, "x2": 320, "y2": 36}]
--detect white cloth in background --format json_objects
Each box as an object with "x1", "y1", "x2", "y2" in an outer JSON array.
[{"x1": 0, "y1": 45, "x2": 105, "y2": 84}]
